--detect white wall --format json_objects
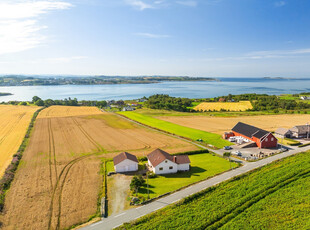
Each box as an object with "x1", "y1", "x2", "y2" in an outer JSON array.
[
  {"x1": 153, "y1": 160, "x2": 178, "y2": 175},
  {"x1": 114, "y1": 159, "x2": 138, "y2": 173},
  {"x1": 177, "y1": 163, "x2": 190, "y2": 171}
]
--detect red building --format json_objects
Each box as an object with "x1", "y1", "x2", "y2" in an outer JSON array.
[{"x1": 231, "y1": 122, "x2": 278, "y2": 148}]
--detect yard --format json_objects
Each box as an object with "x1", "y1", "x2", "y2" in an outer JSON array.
[
  {"x1": 137, "y1": 153, "x2": 237, "y2": 199},
  {"x1": 118, "y1": 111, "x2": 231, "y2": 148}
]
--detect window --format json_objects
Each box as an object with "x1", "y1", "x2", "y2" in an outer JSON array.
[
  {"x1": 165, "y1": 160, "x2": 168, "y2": 163},
  {"x1": 265, "y1": 138, "x2": 268, "y2": 142},
  {"x1": 159, "y1": 167, "x2": 163, "y2": 171},
  {"x1": 271, "y1": 137, "x2": 274, "y2": 141},
  {"x1": 169, "y1": 166, "x2": 173, "y2": 170}
]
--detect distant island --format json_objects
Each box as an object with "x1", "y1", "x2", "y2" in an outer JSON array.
[
  {"x1": 0, "y1": 75, "x2": 218, "y2": 86},
  {"x1": 0, "y1": 92, "x2": 12, "y2": 96}
]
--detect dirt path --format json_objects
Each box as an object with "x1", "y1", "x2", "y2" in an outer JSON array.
[{"x1": 108, "y1": 174, "x2": 132, "y2": 215}]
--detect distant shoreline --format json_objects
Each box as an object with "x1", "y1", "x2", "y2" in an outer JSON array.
[
  {"x1": 0, "y1": 93, "x2": 13, "y2": 97},
  {"x1": 0, "y1": 76, "x2": 219, "y2": 87}
]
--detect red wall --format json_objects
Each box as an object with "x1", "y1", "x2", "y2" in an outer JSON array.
[
  {"x1": 260, "y1": 133, "x2": 278, "y2": 148},
  {"x1": 232, "y1": 132, "x2": 278, "y2": 148}
]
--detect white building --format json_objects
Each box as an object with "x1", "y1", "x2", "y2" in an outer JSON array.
[
  {"x1": 113, "y1": 152, "x2": 138, "y2": 173},
  {"x1": 147, "y1": 149, "x2": 190, "y2": 175}
]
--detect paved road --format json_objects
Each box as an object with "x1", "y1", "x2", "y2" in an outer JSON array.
[{"x1": 82, "y1": 145, "x2": 310, "y2": 230}]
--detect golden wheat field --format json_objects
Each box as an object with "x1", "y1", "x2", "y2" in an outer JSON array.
[
  {"x1": 0, "y1": 105, "x2": 39, "y2": 176},
  {"x1": 159, "y1": 114, "x2": 310, "y2": 134},
  {"x1": 38, "y1": 105, "x2": 102, "y2": 118},
  {"x1": 194, "y1": 101, "x2": 253, "y2": 111},
  {"x1": 1, "y1": 106, "x2": 198, "y2": 229}
]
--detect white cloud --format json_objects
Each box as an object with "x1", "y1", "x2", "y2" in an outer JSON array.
[
  {"x1": 134, "y1": 32, "x2": 171, "y2": 38},
  {"x1": 125, "y1": 0, "x2": 155, "y2": 10},
  {"x1": 175, "y1": 1, "x2": 197, "y2": 7},
  {"x1": 0, "y1": 1, "x2": 73, "y2": 55},
  {"x1": 274, "y1": 1, "x2": 286, "y2": 7}
]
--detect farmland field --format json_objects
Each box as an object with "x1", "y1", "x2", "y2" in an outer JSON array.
[
  {"x1": 0, "y1": 105, "x2": 39, "y2": 176},
  {"x1": 194, "y1": 101, "x2": 253, "y2": 111},
  {"x1": 159, "y1": 114, "x2": 310, "y2": 134},
  {"x1": 118, "y1": 111, "x2": 231, "y2": 148},
  {"x1": 117, "y1": 151, "x2": 310, "y2": 230},
  {"x1": 1, "y1": 106, "x2": 198, "y2": 229}
]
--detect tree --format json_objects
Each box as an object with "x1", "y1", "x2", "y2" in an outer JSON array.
[
  {"x1": 34, "y1": 99, "x2": 45, "y2": 106},
  {"x1": 32, "y1": 96, "x2": 41, "y2": 103},
  {"x1": 19, "y1": 101, "x2": 27, "y2": 106},
  {"x1": 130, "y1": 175, "x2": 145, "y2": 194}
]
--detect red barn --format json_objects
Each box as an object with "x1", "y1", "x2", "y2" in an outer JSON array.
[{"x1": 231, "y1": 122, "x2": 278, "y2": 148}]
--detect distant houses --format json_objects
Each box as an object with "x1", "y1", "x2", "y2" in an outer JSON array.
[
  {"x1": 113, "y1": 152, "x2": 138, "y2": 173},
  {"x1": 147, "y1": 149, "x2": 190, "y2": 175},
  {"x1": 225, "y1": 122, "x2": 278, "y2": 148},
  {"x1": 300, "y1": 96, "x2": 309, "y2": 100},
  {"x1": 275, "y1": 124, "x2": 310, "y2": 139}
]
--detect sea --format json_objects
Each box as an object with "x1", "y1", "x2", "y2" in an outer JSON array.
[{"x1": 1, "y1": 78, "x2": 310, "y2": 102}]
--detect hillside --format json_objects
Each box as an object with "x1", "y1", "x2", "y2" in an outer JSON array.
[{"x1": 118, "y1": 151, "x2": 310, "y2": 229}]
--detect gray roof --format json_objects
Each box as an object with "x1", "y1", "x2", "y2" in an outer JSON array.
[
  {"x1": 275, "y1": 128, "x2": 291, "y2": 135},
  {"x1": 232, "y1": 122, "x2": 269, "y2": 139},
  {"x1": 290, "y1": 125, "x2": 310, "y2": 134}
]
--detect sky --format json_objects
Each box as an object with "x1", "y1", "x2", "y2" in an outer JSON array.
[{"x1": 0, "y1": 0, "x2": 309, "y2": 77}]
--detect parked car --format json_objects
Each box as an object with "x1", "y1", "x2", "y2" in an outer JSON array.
[
  {"x1": 232, "y1": 150, "x2": 242, "y2": 156},
  {"x1": 223, "y1": 146, "x2": 232, "y2": 150}
]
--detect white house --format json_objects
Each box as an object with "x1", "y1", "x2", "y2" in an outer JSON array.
[
  {"x1": 147, "y1": 149, "x2": 191, "y2": 175},
  {"x1": 113, "y1": 152, "x2": 138, "y2": 173}
]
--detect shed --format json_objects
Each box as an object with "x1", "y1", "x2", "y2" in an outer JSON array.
[
  {"x1": 275, "y1": 128, "x2": 292, "y2": 138},
  {"x1": 113, "y1": 152, "x2": 138, "y2": 173}
]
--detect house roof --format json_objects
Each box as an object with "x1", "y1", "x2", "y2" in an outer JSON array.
[
  {"x1": 113, "y1": 152, "x2": 138, "y2": 165},
  {"x1": 252, "y1": 130, "x2": 269, "y2": 139},
  {"x1": 290, "y1": 125, "x2": 310, "y2": 134},
  {"x1": 175, "y1": 155, "x2": 191, "y2": 164},
  {"x1": 147, "y1": 149, "x2": 191, "y2": 167},
  {"x1": 147, "y1": 149, "x2": 174, "y2": 167},
  {"x1": 232, "y1": 122, "x2": 269, "y2": 139},
  {"x1": 275, "y1": 128, "x2": 291, "y2": 135}
]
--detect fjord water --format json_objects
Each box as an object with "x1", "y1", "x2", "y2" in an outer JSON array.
[{"x1": 1, "y1": 78, "x2": 310, "y2": 102}]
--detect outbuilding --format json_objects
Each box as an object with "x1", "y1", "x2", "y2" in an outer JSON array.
[
  {"x1": 147, "y1": 149, "x2": 191, "y2": 175},
  {"x1": 290, "y1": 125, "x2": 310, "y2": 138},
  {"x1": 275, "y1": 128, "x2": 292, "y2": 138},
  {"x1": 113, "y1": 152, "x2": 138, "y2": 173}
]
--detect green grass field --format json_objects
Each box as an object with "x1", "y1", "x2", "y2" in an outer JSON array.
[
  {"x1": 118, "y1": 110, "x2": 231, "y2": 148},
  {"x1": 138, "y1": 153, "x2": 237, "y2": 199},
  {"x1": 106, "y1": 161, "x2": 115, "y2": 173},
  {"x1": 117, "y1": 151, "x2": 310, "y2": 230}
]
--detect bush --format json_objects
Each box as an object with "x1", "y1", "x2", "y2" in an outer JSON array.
[
  {"x1": 147, "y1": 171, "x2": 157, "y2": 178},
  {"x1": 174, "y1": 149, "x2": 209, "y2": 156}
]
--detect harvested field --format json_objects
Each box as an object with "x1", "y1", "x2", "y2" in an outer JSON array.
[
  {"x1": 38, "y1": 105, "x2": 102, "y2": 118},
  {"x1": 1, "y1": 106, "x2": 198, "y2": 229},
  {"x1": 159, "y1": 114, "x2": 310, "y2": 134},
  {"x1": 194, "y1": 101, "x2": 253, "y2": 111},
  {"x1": 0, "y1": 105, "x2": 39, "y2": 176}
]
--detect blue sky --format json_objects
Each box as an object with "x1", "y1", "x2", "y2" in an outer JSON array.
[{"x1": 0, "y1": 0, "x2": 309, "y2": 77}]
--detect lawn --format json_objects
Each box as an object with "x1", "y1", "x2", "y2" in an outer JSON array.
[
  {"x1": 137, "y1": 153, "x2": 237, "y2": 199},
  {"x1": 118, "y1": 111, "x2": 231, "y2": 148},
  {"x1": 106, "y1": 161, "x2": 115, "y2": 173}
]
